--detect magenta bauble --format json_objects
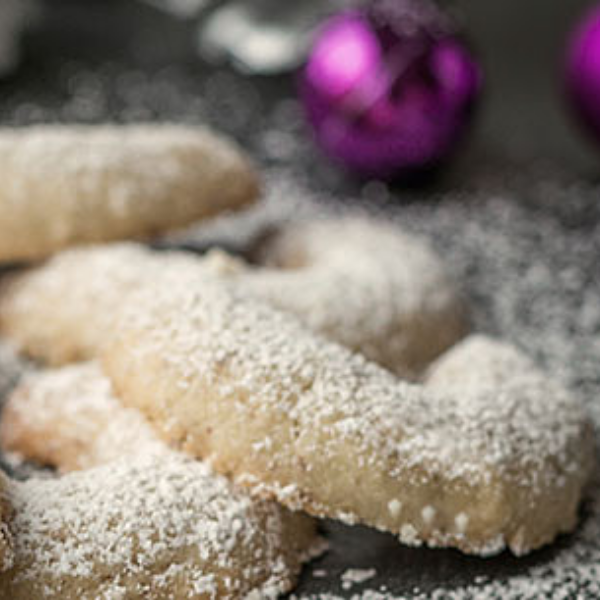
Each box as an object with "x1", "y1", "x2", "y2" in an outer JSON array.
[
  {"x1": 566, "y1": 4, "x2": 600, "y2": 143},
  {"x1": 299, "y1": 0, "x2": 483, "y2": 180}
]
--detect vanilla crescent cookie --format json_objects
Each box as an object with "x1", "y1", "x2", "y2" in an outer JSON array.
[
  {"x1": 102, "y1": 279, "x2": 594, "y2": 557},
  {"x1": 0, "y1": 366, "x2": 321, "y2": 599},
  {"x1": 0, "y1": 245, "x2": 205, "y2": 366},
  {"x1": 245, "y1": 217, "x2": 467, "y2": 375},
  {"x1": 0, "y1": 218, "x2": 466, "y2": 375},
  {"x1": 425, "y1": 334, "x2": 547, "y2": 392},
  {"x1": 0, "y1": 456, "x2": 320, "y2": 599},
  {"x1": 0, "y1": 124, "x2": 259, "y2": 262},
  {"x1": 0, "y1": 362, "x2": 167, "y2": 471}
]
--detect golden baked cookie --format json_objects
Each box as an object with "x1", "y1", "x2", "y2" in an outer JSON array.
[
  {"x1": 0, "y1": 244, "x2": 204, "y2": 365},
  {"x1": 0, "y1": 124, "x2": 259, "y2": 262},
  {"x1": 0, "y1": 364, "x2": 322, "y2": 599},
  {"x1": 0, "y1": 455, "x2": 319, "y2": 599},
  {"x1": 0, "y1": 362, "x2": 166, "y2": 471},
  {"x1": 245, "y1": 217, "x2": 467, "y2": 376},
  {"x1": 0, "y1": 217, "x2": 467, "y2": 375},
  {"x1": 102, "y1": 278, "x2": 593, "y2": 556}
]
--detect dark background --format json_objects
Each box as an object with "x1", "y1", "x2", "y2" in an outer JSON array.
[
  {"x1": 7, "y1": 0, "x2": 600, "y2": 180},
  {"x1": 456, "y1": 0, "x2": 596, "y2": 173}
]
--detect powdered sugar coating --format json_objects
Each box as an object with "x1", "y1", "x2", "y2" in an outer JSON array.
[
  {"x1": 0, "y1": 216, "x2": 466, "y2": 376},
  {"x1": 103, "y1": 275, "x2": 593, "y2": 556},
  {"x1": 0, "y1": 244, "x2": 209, "y2": 365},
  {"x1": 0, "y1": 363, "x2": 322, "y2": 599},
  {"x1": 0, "y1": 453, "x2": 320, "y2": 599},
  {"x1": 0, "y1": 124, "x2": 258, "y2": 262},
  {"x1": 0, "y1": 363, "x2": 167, "y2": 470},
  {"x1": 245, "y1": 217, "x2": 467, "y2": 376}
]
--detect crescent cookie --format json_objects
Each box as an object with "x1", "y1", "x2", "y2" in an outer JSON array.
[
  {"x1": 0, "y1": 218, "x2": 467, "y2": 375},
  {"x1": 425, "y1": 334, "x2": 548, "y2": 392},
  {"x1": 102, "y1": 278, "x2": 594, "y2": 557},
  {"x1": 245, "y1": 217, "x2": 467, "y2": 375},
  {"x1": 0, "y1": 366, "x2": 322, "y2": 599},
  {"x1": 0, "y1": 456, "x2": 320, "y2": 600},
  {"x1": 0, "y1": 362, "x2": 167, "y2": 471},
  {"x1": 0, "y1": 245, "x2": 207, "y2": 366},
  {"x1": 0, "y1": 124, "x2": 259, "y2": 262}
]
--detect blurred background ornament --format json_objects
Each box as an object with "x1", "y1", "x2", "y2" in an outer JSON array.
[
  {"x1": 0, "y1": 0, "x2": 36, "y2": 78},
  {"x1": 565, "y1": 3, "x2": 600, "y2": 147},
  {"x1": 299, "y1": 0, "x2": 482, "y2": 180}
]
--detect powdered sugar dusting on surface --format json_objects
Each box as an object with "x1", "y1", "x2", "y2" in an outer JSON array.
[{"x1": 341, "y1": 568, "x2": 377, "y2": 590}]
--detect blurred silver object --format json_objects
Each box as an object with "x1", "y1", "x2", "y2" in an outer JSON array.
[
  {"x1": 142, "y1": 0, "x2": 349, "y2": 74},
  {"x1": 142, "y1": 0, "x2": 213, "y2": 19},
  {"x1": 197, "y1": 0, "x2": 341, "y2": 74}
]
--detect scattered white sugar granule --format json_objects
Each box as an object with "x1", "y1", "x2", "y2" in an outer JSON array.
[
  {"x1": 341, "y1": 568, "x2": 377, "y2": 590},
  {"x1": 421, "y1": 506, "x2": 436, "y2": 525},
  {"x1": 388, "y1": 499, "x2": 402, "y2": 519},
  {"x1": 399, "y1": 524, "x2": 420, "y2": 546},
  {"x1": 312, "y1": 569, "x2": 328, "y2": 578},
  {"x1": 455, "y1": 512, "x2": 469, "y2": 533}
]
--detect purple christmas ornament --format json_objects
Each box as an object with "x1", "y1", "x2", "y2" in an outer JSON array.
[
  {"x1": 566, "y1": 4, "x2": 600, "y2": 144},
  {"x1": 299, "y1": 0, "x2": 482, "y2": 180}
]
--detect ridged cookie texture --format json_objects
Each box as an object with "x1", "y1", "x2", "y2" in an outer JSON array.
[
  {"x1": 0, "y1": 124, "x2": 259, "y2": 262},
  {"x1": 102, "y1": 278, "x2": 594, "y2": 557},
  {"x1": 0, "y1": 217, "x2": 467, "y2": 375},
  {"x1": 0, "y1": 365, "x2": 322, "y2": 599}
]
